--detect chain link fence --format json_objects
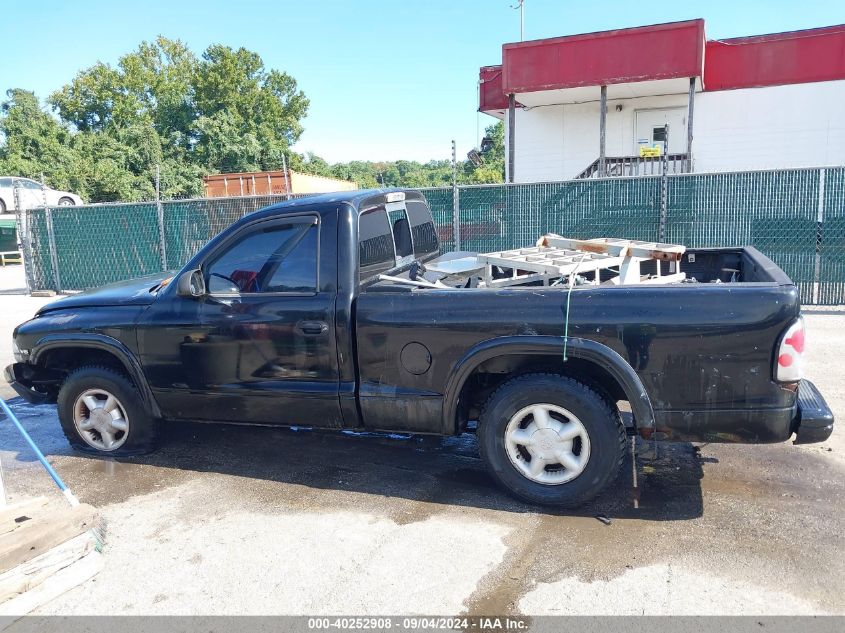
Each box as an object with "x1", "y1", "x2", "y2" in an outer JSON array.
[
  {"x1": 423, "y1": 167, "x2": 844, "y2": 305},
  {"x1": 820, "y1": 168, "x2": 845, "y2": 305},
  {"x1": 18, "y1": 195, "x2": 305, "y2": 292},
  {"x1": 15, "y1": 166, "x2": 845, "y2": 304}
]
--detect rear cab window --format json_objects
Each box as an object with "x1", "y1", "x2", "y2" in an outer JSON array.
[
  {"x1": 358, "y1": 207, "x2": 395, "y2": 282},
  {"x1": 405, "y1": 200, "x2": 439, "y2": 260},
  {"x1": 357, "y1": 196, "x2": 440, "y2": 285}
]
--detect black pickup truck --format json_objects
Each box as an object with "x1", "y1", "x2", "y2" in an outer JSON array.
[{"x1": 6, "y1": 189, "x2": 835, "y2": 506}]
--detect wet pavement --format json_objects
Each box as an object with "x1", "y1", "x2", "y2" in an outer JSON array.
[{"x1": 1, "y1": 397, "x2": 843, "y2": 615}]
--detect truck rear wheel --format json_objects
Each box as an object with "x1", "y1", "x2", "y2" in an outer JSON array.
[
  {"x1": 478, "y1": 373, "x2": 625, "y2": 506},
  {"x1": 57, "y1": 366, "x2": 158, "y2": 455}
]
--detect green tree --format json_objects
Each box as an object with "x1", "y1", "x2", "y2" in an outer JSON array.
[
  {"x1": 192, "y1": 45, "x2": 309, "y2": 173},
  {"x1": 0, "y1": 89, "x2": 78, "y2": 191},
  {"x1": 294, "y1": 121, "x2": 505, "y2": 189},
  {"x1": 291, "y1": 152, "x2": 333, "y2": 178},
  {"x1": 69, "y1": 131, "x2": 154, "y2": 202},
  {"x1": 34, "y1": 37, "x2": 309, "y2": 201},
  {"x1": 50, "y1": 37, "x2": 196, "y2": 140}
]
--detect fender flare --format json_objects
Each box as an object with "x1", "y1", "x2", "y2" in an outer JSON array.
[
  {"x1": 442, "y1": 335, "x2": 654, "y2": 433},
  {"x1": 31, "y1": 333, "x2": 162, "y2": 418}
]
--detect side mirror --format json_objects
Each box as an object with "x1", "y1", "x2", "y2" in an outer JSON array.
[{"x1": 176, "y1": 269, "x2": 206, "y2": 298}]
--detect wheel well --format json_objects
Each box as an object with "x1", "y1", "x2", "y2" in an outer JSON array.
[
  {"x1": 455, "y1": 354, "x2": 629, "y2": 432},
  {"x1": 38, "y1": 347, "x2": 130, "y2": 390}
]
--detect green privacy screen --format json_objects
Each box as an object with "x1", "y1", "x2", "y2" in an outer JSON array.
[
  {"x1": 21, "y1": 167, "x2": 845, "y2": 304},
  {"x1": 820, "y1": 168, "x2": 845, "y2": 305}
]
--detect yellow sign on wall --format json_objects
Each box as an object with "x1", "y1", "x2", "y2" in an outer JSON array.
[{"x1": 639, "y1": 146, "x2": 662, "y2": 158}]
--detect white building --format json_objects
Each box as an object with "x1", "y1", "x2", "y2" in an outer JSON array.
[{"x1": 478, "y1": 20, "x2": 845, "y2": 182}]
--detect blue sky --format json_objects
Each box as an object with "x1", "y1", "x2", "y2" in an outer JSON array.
[{"x1": 1, "y1": 0, "x2": 843, "y2": 163}]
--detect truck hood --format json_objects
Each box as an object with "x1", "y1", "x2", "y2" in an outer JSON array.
[{"x1": 36, "y1": 272, "x2": 174, "y2": 315}]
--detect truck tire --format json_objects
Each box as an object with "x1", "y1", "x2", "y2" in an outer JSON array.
[
  {"x1": 57, "y1": 366, "x2": 158, "y2": 455},
  {"x1": 478, "y1": 373, "x2": 626, "y2": 506}
]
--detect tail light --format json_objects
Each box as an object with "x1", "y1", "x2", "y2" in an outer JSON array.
[{"x1": 776, "y1": 316, "x2": 805, "y2": 382}]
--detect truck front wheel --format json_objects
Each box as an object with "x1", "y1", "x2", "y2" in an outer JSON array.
[
  {"x1": 478, "y1": 373, "x2": 626, "y2": 506},
  {"x1": 57, "y1": 366, "x2": 158, "y2": 455}
]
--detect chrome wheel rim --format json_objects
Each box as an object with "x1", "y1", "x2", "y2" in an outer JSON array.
[
  {"x1": 504, "y1": 403, "x2": 591, "y2": 484},
  {"x1": 73, "y1": 389, "x2": 129, "y2": 451}
]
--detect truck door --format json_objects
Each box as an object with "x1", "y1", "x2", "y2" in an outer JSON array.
[{"x1": 137, "y1": 212, "x2": 343, "y2": 427}]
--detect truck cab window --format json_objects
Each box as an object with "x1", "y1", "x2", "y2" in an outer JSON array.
[
  {"x1": 405, "y1": 200, "x2": 439, "y2": 259},
  {"x1": 388, "y1": 208, "x2": 413, "y2": 258},
  {"x1": 207, "y1": 221, "x2": 318, "y2": 294},
  {"x1": 359, "y1": 208, "x2": 395, "y2": 282}
]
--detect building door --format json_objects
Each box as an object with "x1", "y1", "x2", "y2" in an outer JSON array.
[{"x1": 635, "y1": 108, "x2": 686, "y2": 155}]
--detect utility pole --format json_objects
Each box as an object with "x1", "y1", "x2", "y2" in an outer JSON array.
[
  {"x1": 452, "y1": 140, "x2": 460, "y2": 251},
  {"x1": 451, "y1": 139, "x2": 457, "y2": 187},
  {"x1": 155, "y1": 164, "x2": 160, "y2": 202},
  {"x1": 512, "y1": 0, "x2": 525, "y2": 41},
  {"x1": 659, "y1": 124, "x2": 669, "y2": 242},
  {"x1": 155, "y1": 164, "x2": 167, "y2": 271}
]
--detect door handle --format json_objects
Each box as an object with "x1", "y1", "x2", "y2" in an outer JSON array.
[{"x1": 297, "y1": 320, "x2": 328, "y2": 336}]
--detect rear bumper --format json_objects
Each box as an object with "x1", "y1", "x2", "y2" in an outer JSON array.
[
  {"x1": 4, "y1": 363, "x2": 51, "y2": 405},
  {"x1": 793, "y1": 380, "x2": 834, "y2": 444},
  {"x1": 652, "y1": 379, "x2": 833, "y2": 444}
]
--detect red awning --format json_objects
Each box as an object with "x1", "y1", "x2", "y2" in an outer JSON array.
[
  {"x1": 501, "y1": 19, "x2": 705, "y2": 94},
  {"x1": 479, "y1": 20, "x2": 845, "y2": 113},
  {"x1": 704, "y1": 25, "x2": 845, "y2": 91},
  {"x1": 479, "y1": 65, "x2": 508, "y2": 113}
]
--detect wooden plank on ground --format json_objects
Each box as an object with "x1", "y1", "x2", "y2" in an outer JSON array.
[
  {"x1": 0, "y1": 499, "x2": 50, "y2": 537},
  {"x1": 0, "y1": 505, "x2": 98, "y2": 575},
  {"x1": 0, "y1": 550, "x2": 102, "y2": 617},
  {"x1": 0, "y1": 532, "x2": 96, "y2": 604}
]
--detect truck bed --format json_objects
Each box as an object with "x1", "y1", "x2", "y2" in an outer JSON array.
[
  {"x1": 369, "y1": 245, "x2": 793, "y2": 290},
  {"x1": 679, "y1": 247, "x2": 793, "y2": 284},
  {"x1": 357, "y1": 246, "x2": 801, "y2": 442}
]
